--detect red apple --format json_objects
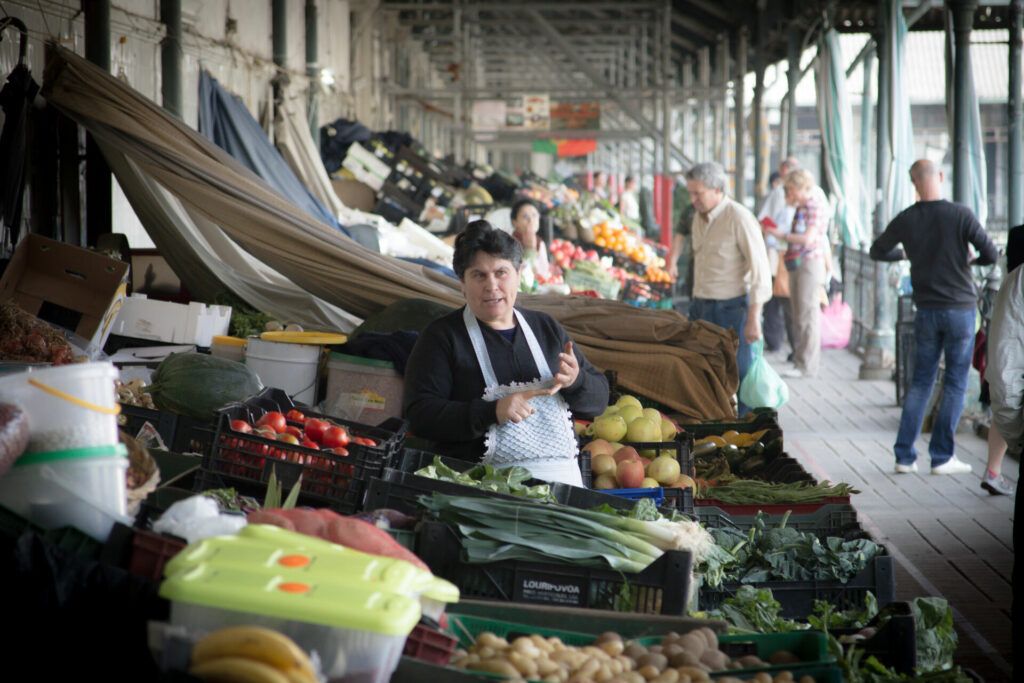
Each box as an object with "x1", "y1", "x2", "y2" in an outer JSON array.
[
  {"x1": 613, "y1": 446, "x2": 641, "y2": 464},
  {"x1": 616, "y1": 459, "x2": 645, "y2": 489}
]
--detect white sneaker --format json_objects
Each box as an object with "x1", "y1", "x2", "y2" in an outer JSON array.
[
  {"x1": 931, "y1": 456, "x2": 973, "y2": 475},
  {"x1": 894, "y1": 462, "x2": 918, "y2": 474},
  {"x1": 781, "y1": 368, "x2": 805, "y2": 379}
]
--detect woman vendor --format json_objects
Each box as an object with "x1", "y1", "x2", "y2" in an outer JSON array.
[
  {"x1": 509, "y1": 198, "x2": 549, "y2": 292},
  {"x1": 403, "y1": 220, "x2": 609, "y2": 485}
]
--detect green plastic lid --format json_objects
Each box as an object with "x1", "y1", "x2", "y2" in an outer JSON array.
[
  {"x1": 159, "y1": 562, "x2": 421, "y2": 635},
  {"x1": 16, "y1": 443, "x2": 127, "y2": 467}
]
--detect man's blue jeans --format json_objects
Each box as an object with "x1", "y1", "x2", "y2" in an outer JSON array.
[
  {"x1": 894, "y1": 307, "x2": 976, "y2": 467},
  {"x1": 690, "y1": 295, "x2": 753, "y2": 412}
]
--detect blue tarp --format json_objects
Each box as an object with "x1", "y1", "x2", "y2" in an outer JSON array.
[{"x1": 198, "y1": 71, "x2": 347, "y2": 235}]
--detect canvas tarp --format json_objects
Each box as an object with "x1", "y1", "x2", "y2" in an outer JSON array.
[{"x1": 42, "y1": 46, "x2": 734, "y2": 419}]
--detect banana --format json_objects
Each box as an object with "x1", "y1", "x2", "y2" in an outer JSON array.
[
  {"x1": 190, "y1": 656, "x2": 291, "y2": 683},
  {"x1": 192, "y1": 626, "x2": 317, "y2": 683}
]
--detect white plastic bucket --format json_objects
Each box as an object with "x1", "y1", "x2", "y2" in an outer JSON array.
[
  {"x1": 0, "y1": 361, "x2": 120, "y2": 454},
  {"x1": 245, "y1": 338, "x2": 320, "y2": 404},
  {"x1": 0, "y1": 446, "x2": 131, "y2": 542}
]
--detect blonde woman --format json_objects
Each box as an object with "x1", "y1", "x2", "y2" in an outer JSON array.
[{"x1": 763, "y1": 169, "x2": 828, "y2": 378}]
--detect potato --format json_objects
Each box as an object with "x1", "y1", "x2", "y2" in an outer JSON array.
[
  {"x1": 677, "y1": 634, "x2": 706, "y2": 658},
  {"x1": 676, "y1": 675, "x2": 692, "y2": 683},
  {"x1": 621, "y1": 673, "x2": 646, "y2": 683},
  {"x1": 467, "y1": 659, "x2": 521, "y2": 677},
  {"x1": 624, "y1": 643, "x2": 648, "y2": 661},
  {"x1": 579, "y1": 658, "x2": 602, "y2": 678},
  {"x1": 600, "y1": 639, "x2": 626, "y2": 657},
  {"x1": 737, "y1": 655, "x2": 765, "y2": 668},
  {"x1": 648, "y1": 645, "x2": 664, "y2": 655},
  {"x1": 753, "y1": 673, "x2": 772, "y2": 683},
  {"x1": 595, "y1": 664, "x2": 615, "y2": 682},
  {"x1": 798, "y1": 677, "x2": 816, "y2": 683},
  {"x1": 669, "y1": 651, "x2": 699, "y2": 668},
  {"x1": 636, "y1": 653, "x2": 668, "y2": 672},
  {"x1": 675, "y1": 666, "x2": 710, "y2": 683},
  {"x1": 697, "y1": 628, "x2": 718, "y2": 652},
  {"x1": 509, "y1": 652, "x2": 539, "y2": 678},
  {"x1": 768, "y1": 651, "x2": 801, "y2": 665},
  {"x1": 651, "y1": 670, "x2": 679, "y2": 683},
  {"x1": 597, "y1": 632, "x2": 624, "y2": 644},
  {"x1": 638, "y1": 665, "x2": 662, "y2": 680},
  {"x1": 538, "y1": 659, "x2": 562, "y2": 677},
  {"x1": 478, "y1": 632, "x2": 507, "y2": 649},
  {"x1": 774, "y1": 673, "x2": 794, "y2": 683},
  {"x1": 614, "y1": 655, "x2": 635, "y2": 672},
  {"x1": 698, "y1": 648, "x2": 727, "y2": 671}
]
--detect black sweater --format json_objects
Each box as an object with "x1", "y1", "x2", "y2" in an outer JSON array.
[
  {"x1": 869, "y1": 200, "x2": 998, "y2": 309},
  {"x1": 403, "y1": 306, "x2": 609, "y2": 462}
]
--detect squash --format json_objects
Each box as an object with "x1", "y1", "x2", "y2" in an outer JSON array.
[{"x1": 145, "y1": 352, "x2": 263, "y2": 419}]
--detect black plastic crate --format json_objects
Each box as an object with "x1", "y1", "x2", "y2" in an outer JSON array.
[
  {"x1": 118, "y1": 404, "x2": 217, "y2": 456},
  {"x1": 369, "y1": 452, "x2": 689, "y2": 515},
  {"x1": 580, "y1": 433, "x2": 695, "y2": 479},
  {"x1": 417, "y1": 521, "x2": 692, "y2": 615},
  {"x1": 834, "y1": 601, "x2": 916, "y2": 674},
  {"x1": 198, "y1": 403, "x2": 404, "y2": 513},
  {"x1": 695, "y1": 503, "x2": 862, "y2": 540},
  {"x1": 698, "y1": 555, "x2": 896, "y2": 618}
]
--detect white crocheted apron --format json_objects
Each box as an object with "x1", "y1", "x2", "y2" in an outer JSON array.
[{"x1": 463, "y1": 307, "x2": 582, "y2": 486}]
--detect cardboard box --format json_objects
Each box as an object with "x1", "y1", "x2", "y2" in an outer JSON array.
[
  {"x1": 112, "y1": 295, "x2": 231, "y2": 347},
  {"x1": 331, "y1": 178, "x2": 378, "y2": 212},
  {"x1": 0, "y1": 235, "x2": 129, "y2": 353}
]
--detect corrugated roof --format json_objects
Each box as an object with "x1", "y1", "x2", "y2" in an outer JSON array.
[{"x1": 748, "y1": 29, "x2": 1011, "y2": 107}]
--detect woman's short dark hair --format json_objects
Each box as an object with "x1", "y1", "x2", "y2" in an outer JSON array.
[
  {"x1": 453, "y1": 220, "x2": 523, "y2": 279},
  {"x1": 510, "y1": 198, "x2": 538, "y2": 222}
]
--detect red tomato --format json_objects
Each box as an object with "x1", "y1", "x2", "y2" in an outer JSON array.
[
  {"x1": 256, "y1": 411, "x2": 287, "y2": 433},
  {"x1": 229, "y1": 419, "x2": 252, "y2": 434},
  {"x1": 321, "y1": 426, "x2": 350, "y2": 449},
  {"x1": 303, "y1": 419, "x2": 330, "y2": 443},
  {"x1": 300, "y1": 439, "x2": 320, "y2": 450},
  {"x1": 352, "y1": 436, "x2": 377, "y2": 447},
  {"x1": 284, "y1": 426, "x2": 303, "y2": 439},
  {"x1": 286, "y1": 409, "x2": 306, "y2": 424},
  {"x1": 254, "y1": 427, "x2": 277, "y2": 440}
]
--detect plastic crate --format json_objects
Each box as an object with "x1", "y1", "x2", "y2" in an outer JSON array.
[
  {"x1": 416, "y1": 521, "x2": 692, "y2": 614},
  {"x1": 834, "y1": 601, "x2": 916, "y2": 674},
  {"x1": 603, "y1": 487, "x2": 666, "y2": 506},
  {"x1": 102, "y1": 522, "x2": 185, "y2": 582},
  {"x1": 199, "y1": 403, "x2": 404, "y2": 513},
  {"x1": 698, "y1": 555, "x2": 896, "y2": 619},
  {"x1": 386, "y1": 527, "x2": 417, "y2": 551},
  {"x1": 402, "y1": 621, "x2": 458, "y2": 665},
  {"x1": 378, "y1": 450, "x2": 685, "y2": 515},
  {"x1": 580, "y1": 433, "x2": 695, "y2": 479},
  {"x1": 694, "y1": 502, "x2": 861, "y2": 540},
  {"x1": 119, "y1": 404, "x2": 217, "y2": 456}
]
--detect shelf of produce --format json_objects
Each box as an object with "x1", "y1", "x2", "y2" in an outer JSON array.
[
  {"x1": 697, "y1": 555, "x2": 896, "y2": 619},
  {"x1": 416, "y1": 521, "x2": 692, "y2": 615}
]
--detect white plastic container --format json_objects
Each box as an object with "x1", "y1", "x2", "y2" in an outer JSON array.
[
  {"x1": 0, "y1": 448, "x2": 131, "y2": 541},
  {"x1": 111, "y1": 295, "x2": 232, "y2": 347},
  {"x1": 209, "y1": 335, "x2": 246, "y2": 363},
  {"x1": 245, "y1": 338, "x2": 320, "y2": 404},
  {"x1": 324, "y1": 353, "x2": 404, "y2": 423},
  {"x1": 0, "y1": 362, "x2": 120, "y2": 453}
]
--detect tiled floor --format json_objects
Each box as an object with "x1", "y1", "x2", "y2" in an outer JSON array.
[{"x1": 776, "y1": 348, "x2": 1015, "y2": 681}]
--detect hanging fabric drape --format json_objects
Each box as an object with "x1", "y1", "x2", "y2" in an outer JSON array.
[
  {"x1": 886, "y1": 0, "x2": 917, "y2": 218},
  {"x1": 815, "y1": 27, "x2": 866, "y2": 248},
  {"x1": 198, "y1": 70, "x2": 347, "y2": 235},
  {"x1": 275, "y1": 92, "x2": 346, "y2": 219}
]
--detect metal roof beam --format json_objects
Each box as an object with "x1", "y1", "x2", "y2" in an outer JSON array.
[
  {"x1": 679, "y1": 0, "x2": 739, "y2": 26},
  {"x1": 385, "y1": 2, "x2": 663, "y2": 11}
]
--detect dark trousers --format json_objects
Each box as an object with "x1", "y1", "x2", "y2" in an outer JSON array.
[{"x1": 763, "y1": 294, "x2": 795, "y2": 354}]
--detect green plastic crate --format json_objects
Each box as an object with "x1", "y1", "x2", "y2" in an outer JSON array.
[{"x1": 386, "y1": 527, "x2": 417, "y2": 551}]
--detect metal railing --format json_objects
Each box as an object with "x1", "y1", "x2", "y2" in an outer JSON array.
[{"x1": 841, "y1": 246, "x2": 876, "y2": 353}]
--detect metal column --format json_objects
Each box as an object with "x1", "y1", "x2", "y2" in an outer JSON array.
[
  {"x1": 662, "y1": 0, "x2": 672, "y2": 245},
  {"x1": 735, "y1": 27, "x2": 748, "y2": 205},
  {"x1": 1010, "y1": 0, "x2": 1023, "y2": 227},
  {"x1": 860, "y1": 46, "x2": 875, "y2": 238},
  {"x1": 699, "y1": 47, "x2": 711, "y2": 161},
  {"x1": 753, "y1": 0, "x2": 767, "y2": 198},
  {"x1": 84, "y1": 0, "x2": 111, "y2": 246},
  {"x1": 786, "y1": 29, "x2": 800, "y2": 158},
  {"x1": 306, "y1": 0, "x2": 320, "y2": 147},
  {"x1": 860, "y1": 0, "x2": 894, "y2": 379},
  {"x1": 719, "y1": 33, "x2": 730, "y2": 177},
  {"x1": 950, "y1": 0, "x2": 978, "y2": 205},
  {"x1": 160, "y1": 0, "x2": 182, "y2": 118},
  {"x1": 272, "y1": 0, "x2": 287, "y2": 102}
]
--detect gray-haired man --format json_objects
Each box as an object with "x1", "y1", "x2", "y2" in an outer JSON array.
[{"x1": 684, "y1": 162, "x2": 772, "y2": 412}]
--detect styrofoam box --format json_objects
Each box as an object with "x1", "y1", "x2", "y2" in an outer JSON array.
[
  {"x1": 343, "y1": 144, "x2": 390, "y2": 192},
  {"x1": 111, "y1": 295, "x2": 231, "y2": 347}
]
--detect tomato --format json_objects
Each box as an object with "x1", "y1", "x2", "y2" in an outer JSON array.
[
  {"x1": 300, "y1": 439, "x2": 319, "y2": 450},
  {"x1": 229, "y1": 419, "x2": 253, "y2": 434},
  {"x1": 256, "y1": 411, "x2": 287, "y2": 433},
  {"x1": 352, "y1": 436, "x2": 377, "y2": 447},
  {"x1": 284, "y1": 426, "x2": 303, "y2": 439},
  {"x1": 254, "y1": 427, "x2": 277, "y2": 440},
  {"x1": 286, "y1": 409, "x2": 306, "y2": 424},
  {"x1": 321, "y1": 426, "x2": 350, "y2": 449},
  {"x1": 276, "y1": 433, "x2": 300, "y2": 445},
  {"x1": 303, "y1": 418, "x2": 330, "y2": 443}
]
